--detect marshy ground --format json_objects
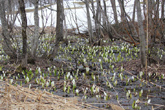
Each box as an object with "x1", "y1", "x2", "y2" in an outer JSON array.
[{"x1": 0, "y1": 35, "x2": 165, "y2": 110}]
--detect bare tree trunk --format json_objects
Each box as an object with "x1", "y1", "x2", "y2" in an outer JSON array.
[
  {"x1": 90, "y1": 0, "x2": 95, "y2": 19},
  {"x1": 7, "y1": 0, "x2": 13, "y2": 27},
  {"x1": 18, "y1": 0, "x2": 28, "y2": 67},
  {"x1": 90, "y1": 0, "x2": 96, "y2": 33},
  {"x1": 148, "y1": 0, "x2": 154, "y2": 25},
  {"x1": 132, "y1": 0, "x2": 137, "y2": 23},
  {"x1": 146, "y1": 0, "x2": 154, "y2": 44},
  {"x1": 152, "y1": 0, "x2": 160, "y2": 43},
  {"x1": 31, "y1": 0, "x2": 39, "y2": 58},
  {"x1": 95, "y1": 0, "x2": 101, "y2": 45},
  {"x1": 56, "y1": 0, "x2": 64, "y2": 42},
  {"x1": 85, "y1": 0, "x2": 93, "y2": 44},
  {"x1": 161, "y1": 0, "x2": 165, "y2": 41},
  {"x1": 110, "y1": 0, "x2": 118, "y2": 24},
  {"x1": 118, "y1": 0, "x2": 125, "y2": 22},
  {"x1": 40, "y1": 1, "x2": 44, "y2": 29},
  {"x1": 0, "y1": 0, "x2": 16, "y2": 59},
  {"x1": 161, "y1": 0, "x2": 165, "y2": 19},
  {"x1": 49, "y1": 0, "x2": 64, "y2": 60},
  {"x1": 143, "y1": 0, "x2": 146, "y2": 21},
  {"x1": 73, "y1": 4, "x2": 80, "y2": 34},
  {"x1": 50, "y1": 0, "x2": 53, "y2": 34},
  {"x1": 154, "y1": 0, "x2": 159, "y2": 21},
  {"x1": 7, "y1": 0, "x2": 18, "y2": 34},
  {"x1": 137, "y1": 0, "x2": 146, "y2": 68},
  {"x1": 103, "y1": 0, "x2": 107, "y2": 27}
]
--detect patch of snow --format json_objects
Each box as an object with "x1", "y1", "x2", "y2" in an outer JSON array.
[{"x1": 1, "y1": 0, "x2": 162, "y2": 33}]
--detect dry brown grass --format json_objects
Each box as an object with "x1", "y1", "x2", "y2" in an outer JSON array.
[{"x1": 0, "y1": 80, "x2": 102, "y2": 110}]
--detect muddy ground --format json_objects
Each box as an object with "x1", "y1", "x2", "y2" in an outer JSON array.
[{"x1": 0, "y1": 36, "x2": 165, "y2": 110}]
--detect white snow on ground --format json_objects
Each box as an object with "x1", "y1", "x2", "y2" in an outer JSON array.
[{"x1": 2, "y1": 0, "x2": 158, "y2": 33}]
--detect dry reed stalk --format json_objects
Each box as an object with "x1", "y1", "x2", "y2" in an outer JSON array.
[{"x1": 0, "y1": 81, "x2": 103, "y2": 110}]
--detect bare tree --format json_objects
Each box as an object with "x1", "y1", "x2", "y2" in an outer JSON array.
[
  {"x1": 0, "y1": 0, "x2": 16, "y2": 59},
  {"x1": 55, "y1": 0, "x2": 64, "y2": 42},
  {"x1": 110, "y1": 0, "x2": 118, "y2": 24},
  {"x1": 132, "y1": 0, "x2": 137, "y2": 23},
  {"x1": 49, "y1": 0, "x2": 64, "y2": 60},
  {"x1": 154, "y1": 0, "x2": 160, "y2": 21},
  {"x1": 85, "y1": 0, "x2": 93, "y2": 44},
  {"x1": 31, "y1": 0, "x2": 39, "y2": 58},
  {"x1": 118, "y1": 0, "x2": 125, "y2": 22},
  {"x1": 7, "y1": 0, "x2": 13, "y2": 25},
  {"x1": 102, "y1": 0, "x2": 107, "y2": 27},
  {"x1": 7, "y1": 0, "x2": 19, "y2": 34},
  {"x1": 161, "y1": 0, "x2": 165, "y2": 19},
  {"x1": 148, "y1": 0, "x2": 154, "y2": 34},
  {"x1": 18, "y1": 0, "x2": 28, "y2": 67},
  {"x1": 90, "y1": 0, "x2": 95, "y2": 19},
  {"x1": 136, "y1": 0, "x2": 146, "y2": 68},
  {"x1": 161, "y1": 0, "x2": 165, "y2": 41},
  {"x1": 95, "y1": 0, "x2": 101, "y2": 45},
  {"x1": 40, "y1": 1, "x2": 44, "y2": 30},
  {"x1": 90, "y1": 0, "x2": 113, "y2": 41},
  {"x1": 142, "y1": 0, "x2": 146, "y2": 21},
  {"x1": 90, "y1": 0, "x2": 96, "y2": 34}
]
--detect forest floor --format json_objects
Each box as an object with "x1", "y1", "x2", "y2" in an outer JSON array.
[{"x1": 0, "y1": 35, "x2": 165, "y2": 110}]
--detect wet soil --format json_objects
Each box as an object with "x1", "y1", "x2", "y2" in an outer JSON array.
[{"x1": 0, "y1": 37, "x2": 165, "y2": 110}]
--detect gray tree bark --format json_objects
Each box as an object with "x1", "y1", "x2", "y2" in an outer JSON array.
[
  {"x1": 90, "y1": 0, "x2": 96, "y2": 33},
  {"x1": 110, "y1": 0, "x2": 118, "y2": 24},
  {"x1": 161, "y1": 0, "x2": 165, "y2": 41},
  {"x1": 7, "y1": 0, "x2": 12, "y2": 22},
  {"x1": 118, "y1": 0, "x2": 125, "y2": 22},
  {"x1": 49, "y1": 0, "x2": 64, "y2": 60},
  {"x1": 143, "y1": 0, "x2": 146, "y2": 21},
  {"x1": 90, "y1": 0, "x2": 95, "y2": 18},
  {"x1": 0, "y1": 0, "x2": 16, "y2": 59},
  {"x1": 85, "y1": 0, "x2": 93, "y2": 44},
  {"x1": 103, "y1": 0, "x2": 107, "y2": 27},
  {"x1": 148, "y1": 0, "x2": 154, "y2": 25},
  {"x1": 161, "y1": 0, "x2": 165, "y2": 19},
  {"x1": 132, "y1": 0, "x2": 137, "y2": 23},
  {"x1": 154, "y1": 0, "x2": 159, "y2": 21},
  {"x1": 147, "y1": 0, "x2": 155, "y2": 42},
  {"x1": 31, "y1": 0, "x2": 39, "y2": 58},
  {"x1": 95, "y1": 0, "x2": 101, "y2": 44},
  {"x1": 18, "y1": 0, "x2": 28, "y2": 67},
  {"x1": 55, "y1": 0, "x2": 64, "y2": 42},
  {"x1": 137, "y1": 0, "x2": 146, "y2": 68}
]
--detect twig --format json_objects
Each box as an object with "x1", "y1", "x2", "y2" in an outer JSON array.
[
  {"x1": 125, "y1": 70, "x2": 165, "y2": 90},
  {"x1": 103, "y1": 69, "x2": 125, "y2": 110}
]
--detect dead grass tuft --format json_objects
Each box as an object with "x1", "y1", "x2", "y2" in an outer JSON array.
[{"x1": 0, "y1": 81, "x2": 101, "y2": 110}]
